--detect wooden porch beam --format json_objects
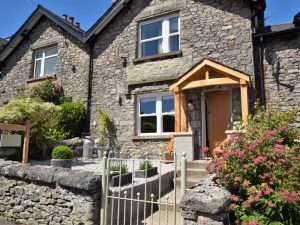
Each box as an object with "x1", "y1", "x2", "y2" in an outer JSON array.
[{"x1": 181, "y1": 78, "x2": 239, "y2": 90}]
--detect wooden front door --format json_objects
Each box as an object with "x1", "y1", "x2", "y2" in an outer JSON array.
[{"x1": 206, "y1": 90, "x2": 231, "y2": 153}]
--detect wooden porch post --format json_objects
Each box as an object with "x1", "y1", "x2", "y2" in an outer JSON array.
[
  {"x1": 240, "y1": 80, "x2": 249, "y2": 124},
  {"x1": 174, "y1": 88, "x2": 181, "y2": 132},
  {"x1": 180, "y1": 92, "x2": 188, "y2": 132}
]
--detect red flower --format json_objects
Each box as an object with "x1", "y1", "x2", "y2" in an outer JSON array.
[
  {"x1": 242, "y1": 201, "x2": 251, "y2": 208},
  {"x1": 246, "y1": 144, "x2": 256, "y2": 151},
  {"x1": 256, "y1": 138, "x2": 263, "y2": 144},
  {"x1": 231, "y1": 195, "x2": 239, "y2": 202},
  {"x1": 263, "y1": 130, "x2": 276, "y2": 139},
  {"x1": 279, "y1": 125, "x2": 287, "y2": 131},
  {"x1": 253, "y1": 156, "x2": 266, "y2": 165},
  {"x1": 243, "y1": 164, "x2": 250, "y2": 169},
  {"x1": 274, "y1": 144, "x2": 285, "y2": 154},
  {"x1": 206, "y1": 163, "x2": 212, "y2": 174},
  {"x1": 201, "y1": 147, "x2": 209, "y2": 154},
  {"x1": 268, "y1": 201, "x2": 276, "y2": 208}
]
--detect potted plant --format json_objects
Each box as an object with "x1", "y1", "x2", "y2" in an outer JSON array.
[
  {"x1": 51, "y1": 145, "x2": 73, "y2": 168},
  {"x1": 109, "y1": 164, "x2": 132, "y2": 187},
  {"x1": 135, "y1": 161, "x2": 158, "y2": 178}
]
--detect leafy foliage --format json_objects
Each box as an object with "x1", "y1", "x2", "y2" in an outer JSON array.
[
  {"x1": 139, "y1": 161, "x2": 152, "y2": 170},
  {"x1": 0, "y1": 98, "x2": 61, "y2": 142},
  {"x1": 110, "y1": 164, "x2": 128, "y2": 176},
  {"x1": 18, "y1": 80, "x2": 66, "y2": 105},
  {"x1": 52, "y1": 145, "x2": 73, "y2": 159},
  {"x1": 56, "y1": 102, "x2": 86, "y2": 138},
  {"x1": 96, "y1": 108, "x2": 111, "y2": 146},
  {"x1": 214, "y1": 105, "x2": 300, "y2": 225}
]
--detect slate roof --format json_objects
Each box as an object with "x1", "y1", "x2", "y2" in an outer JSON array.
[{"x1": 0, "y1": 38, "x2": 8, "y2": 52}]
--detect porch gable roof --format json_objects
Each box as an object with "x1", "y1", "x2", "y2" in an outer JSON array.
[{"x1": 170, "y1": 59, "x2": 250, "y2": 91}]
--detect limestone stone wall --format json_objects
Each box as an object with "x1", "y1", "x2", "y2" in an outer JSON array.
[
  {"x1": 0, "y1": 160, "x2": 101, "y2": 225},
  {"x1": 263, "y1": 34, "x2": 300, "y2": 127},
  {"x1": 0, "y1": 17, "x2": 90, "y2": 105},
  {"x1": 91, "y1": 0, "x2": 255, "y2": 157}
]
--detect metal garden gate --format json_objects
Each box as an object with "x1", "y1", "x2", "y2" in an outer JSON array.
[{"x1": 100, "y1": 152, "x2": 187, "y2": 225}]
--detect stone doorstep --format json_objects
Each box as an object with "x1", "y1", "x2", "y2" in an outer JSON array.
[
  {"x1": 186, "y1": 160, "x2": 211, "y2": 169},
  {"x1": 177, "y1": 168, "x2": 207, "y2": 179}
]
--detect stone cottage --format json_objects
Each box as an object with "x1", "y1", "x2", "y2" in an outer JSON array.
[{"x1": 0, "y1": 0, "x2": 298, "y2": 159}]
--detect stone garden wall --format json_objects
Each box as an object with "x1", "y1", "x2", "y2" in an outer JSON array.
[
  {"x1": 0, "y1": 160, "x2": 101, "y2": 225},
  {"x1": 180, "y1": 174, "x2": 231, "y2": 225}
]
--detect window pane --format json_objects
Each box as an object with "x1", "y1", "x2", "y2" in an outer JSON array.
[
  {"x1": 36, "y1": 50, "x2": 43, "y2": 59},
  {"x1": 45, "y1": 47, "x2": 58, "y2": 56},
  {"x1": 34, "y1": 60, "x2": 42, "y2": 78},
  {"x1": 163, "y1": 115, "x2": 175, "y2": 132},
  {"x1": 141, "y1": 21, "x2": 162, "y2": 40},
  {"x1": 141, "y1": 40, "x2": 162, "y2": 57},
  {"x1": 44, "y1": 56, "x2": 57, "y2": 75},
  {"x1": 140, "y1": 97, "x2": 156, "y2": 114},
  {"x1": 169, "y1": 35, "x2": 179, "y2": 52},
  {"x1": 169, "y1": 17, "x2": 179, "y2": 33},
  {"x1": 141, "y1": 116, "x2": 157, "y2": 133},
  {"x1": 162, "y1": 95, "x2": 174, "y2": 113}
]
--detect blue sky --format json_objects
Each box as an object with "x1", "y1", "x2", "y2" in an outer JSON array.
[{"x1": 0, "y1": 0, "x2": 300, "y2": 38}]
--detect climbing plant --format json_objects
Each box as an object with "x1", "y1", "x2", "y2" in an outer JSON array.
[{"x1": 96, "y1": 108, "x2": 111, "y2": 146}]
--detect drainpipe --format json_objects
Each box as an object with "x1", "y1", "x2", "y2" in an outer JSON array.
[
  {"x1": 258, "y1": 36, "x2": 266, "y2": 106},
  {"x1": 85, "y1": 39, "x2": 95, "y2": 133}
]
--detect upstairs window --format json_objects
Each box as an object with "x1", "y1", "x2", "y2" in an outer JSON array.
[
  {"x1": 137, "y1": 93, "x2": 175, "y2": 136},
  {"x1": 139, "y1": 14, "x2": 180, "y2": 57},
  {"x1": 34, "y1": 46, "x2": 58, "y2": 78}
]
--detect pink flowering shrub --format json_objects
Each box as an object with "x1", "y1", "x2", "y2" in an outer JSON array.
[{"x1": 214, "y1": 105, "x2": 300, "y2": 224}]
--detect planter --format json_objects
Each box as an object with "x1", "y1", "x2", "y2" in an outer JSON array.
[
  {"x1": 51, "y1": 159, "x2": 72, "y2": 168},
  {"x1": 135, "y1": 167, "x2": 158, "y2": 178},
  {"x1": 110, "y1": 172, "x2": 132, "y2": 187}
]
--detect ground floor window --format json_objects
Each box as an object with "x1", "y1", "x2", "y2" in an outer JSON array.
[{"x1": 137, "y1": 92, "x2": 175, "y2": 135}]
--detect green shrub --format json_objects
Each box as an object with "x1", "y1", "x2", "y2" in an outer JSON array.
[
  {"x1": 0, "y1": 98, "x2": 61, "y2": 142},
  {"x1": 56, "y1": 102, "x2": 86, "y2": 138},
  {"x1": 214, "y1": 105, "x2": 300, "y2": 225},
  {"x1": 52, "y1": 145, "x2": 73, "y2": 159},
  {"x1": 139, "y1": 161, "x2": 152, "y2": 170},
  {"x1": 17, "y1": 80, "x2": 71, "y2": 105},
  {"x1": 45, "y1": 128, "x2": 70, "y2": 141}
]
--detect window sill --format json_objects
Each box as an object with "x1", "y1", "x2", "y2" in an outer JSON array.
[
  {"x1": 27, "y1": 75, "x2": 56, "y2": 84},
  {"x1": 133, "y1": 51, "x2": 182, "y2": 64},
  {"x1": 132, "y1": 135, "x2": 172, "y2": 141}
]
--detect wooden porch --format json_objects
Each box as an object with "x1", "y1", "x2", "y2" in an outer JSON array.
[{"x1": 170, "y1": 59, "x2": 251, "y2": 133}]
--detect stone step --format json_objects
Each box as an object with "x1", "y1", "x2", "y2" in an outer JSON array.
[
  {"x1": 174, "y1": 177, "x2": 200, "y2": 189},
  {"x1": 186, "y1": 160, "x2": 210, "y2": 169},
  {"x1": 177, "y1": 168, "x2": 207, "y2": 179}
]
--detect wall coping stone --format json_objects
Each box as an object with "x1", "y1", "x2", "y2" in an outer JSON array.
[
  {"x1": 180, "y1": 174, "x2": 231, "y2": 223},
  {"x1": 0, "y1": 160, "x2": 101, "y2": 191}
]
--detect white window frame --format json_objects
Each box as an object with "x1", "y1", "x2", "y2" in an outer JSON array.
[
  {"x1": 138, "y1": 13, "x2": 180, "y2": 57},
  {"x1": 137, "y1": 92, "x2": 175, "y2": 136},
  {"x1": 34, "y1": 46, "x2": 58, "y2": 78}
]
